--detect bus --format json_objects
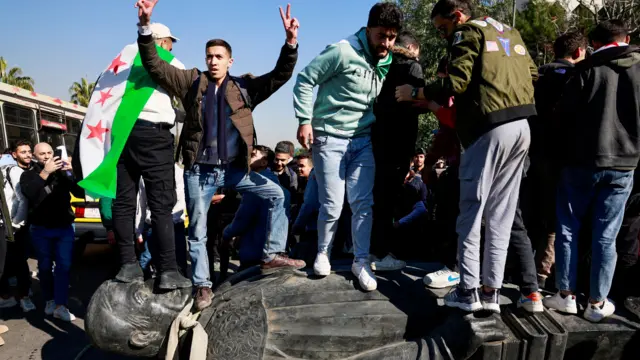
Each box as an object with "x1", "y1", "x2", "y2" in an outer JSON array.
[{"x1": 0, "y1": 82, "x2": 86, "y2": 155}]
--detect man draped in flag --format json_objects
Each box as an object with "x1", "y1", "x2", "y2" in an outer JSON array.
[{"x1": 75, "y1": 20, "x2": 191, "y2": 290}]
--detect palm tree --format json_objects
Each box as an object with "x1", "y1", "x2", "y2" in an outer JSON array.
[
  {"x1": 0, "y1": 57, "x2": 35, "y2": 91},
  {"x1": 69, "y1": 77, "x2": 96, "y2": 107}
]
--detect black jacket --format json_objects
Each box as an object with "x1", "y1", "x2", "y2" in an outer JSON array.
[
  {"x1": 530, "y1": 59, "x2": 575, "y2": 161},
  {"x1": 20, "y1": 162, "x2": 83, "y2": 228},
  {"x1": 556, "y1": 45, "x2": 640, "y2": 169},
  {"x1": 373, "y1": 46, "x2": 425, "y2": 161}
]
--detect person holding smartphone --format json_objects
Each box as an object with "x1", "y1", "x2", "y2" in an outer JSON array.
[{"x1": 19, "y1": 142, "x2": 84, "y2": 322}]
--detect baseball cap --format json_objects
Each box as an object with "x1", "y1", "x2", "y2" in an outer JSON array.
[{"x1": 149, "y1": 23, "x2": 180, "y2": 42}]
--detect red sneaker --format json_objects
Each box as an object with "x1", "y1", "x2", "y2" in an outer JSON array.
[{"x1": 261, "y1": 255, "x2": 306, "y2": 274}]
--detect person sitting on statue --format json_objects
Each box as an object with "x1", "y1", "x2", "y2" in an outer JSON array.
[{"x1": 222, "y1": 146, "x2": 292, "y2": 272}]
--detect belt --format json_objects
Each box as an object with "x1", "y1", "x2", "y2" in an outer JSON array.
[{"x1": 135, "y1": 120, "x2": 173, "y2": 130}]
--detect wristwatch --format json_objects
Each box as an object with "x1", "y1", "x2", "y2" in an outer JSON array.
[{"x1": 411, "y1": 87, "x2": 420, "y2": 100}]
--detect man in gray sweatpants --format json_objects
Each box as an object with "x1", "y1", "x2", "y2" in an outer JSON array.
[{"x1": 395, "y1": 1, "x2": 538, "y2": 312}]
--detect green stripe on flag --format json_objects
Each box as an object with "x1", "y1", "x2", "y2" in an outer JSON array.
[{"x1": 79, "y1": 46, "x2": 175, "y2": 199}]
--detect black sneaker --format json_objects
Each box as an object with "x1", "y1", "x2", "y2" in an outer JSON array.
[
  {"x1": 480, "y1": 288, "x2": 501, "y2": 313},
  {"x1": 444, "y1": 287, "x2": 482, "y2": 312},
  {"x1": 625, "y1": 296, "x2": 640, "y2": 320}
]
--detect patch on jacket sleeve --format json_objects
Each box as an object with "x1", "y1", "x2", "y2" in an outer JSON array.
[
  {"x1": 453, "y1": 31, "x2": 463, "y2": 45},
  {"x1": 486, "y1": 41, "x2": 499, "y2": 52},
  {"x1": 470, "y1": 20, "x2": 487, "y2": 27},
  {"x1": 485, "y1": 17, "x2": 504, "y2": 33},
  {"x1": 514, "y1": 44, "x2": 527, "y2": 55},
  {"x1": 554, "y1": 68, "x2": 567, "y2": 74}
]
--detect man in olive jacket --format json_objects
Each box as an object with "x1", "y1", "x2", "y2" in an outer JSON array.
[
  {"x1": 396, "y1": 0, "x2": 536, "y2": 313},
  {"x1": 135, "y1": 0, "x2": 304, "y2": 310}
]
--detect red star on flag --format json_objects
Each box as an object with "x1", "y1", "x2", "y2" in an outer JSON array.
[
  {"x1": 107, "y1": 54, "x2": 127, "y2": 75},
  {"x1": 96, "y1": 88, "x2": 113, "y2": 107},
  {"x1": 87, "y1": 120, "x2": 110, "y2": 142}
]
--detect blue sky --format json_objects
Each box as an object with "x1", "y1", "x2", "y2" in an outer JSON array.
[{"x1": 0, "y1": 0, "x2": 379, "y2": 148}]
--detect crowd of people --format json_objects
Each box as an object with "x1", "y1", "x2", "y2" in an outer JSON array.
[{"x1": 1, "y1": 0, "x2": 640, "y2": 348}]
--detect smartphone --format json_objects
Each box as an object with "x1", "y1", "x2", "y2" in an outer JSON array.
[{"x1": 53, "y1": 149, "x2": 63, "y2": 159}]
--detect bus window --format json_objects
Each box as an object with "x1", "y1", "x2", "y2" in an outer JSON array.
[
  {"x1": 64, "y1": 118, "x2": 81, "y2": 156},
  {"x1": 39, "y1": 111, "x2": 65, "y2": 149},
  {"x1": 3, "y1": 103, "x2": 36, "y2": 148}
]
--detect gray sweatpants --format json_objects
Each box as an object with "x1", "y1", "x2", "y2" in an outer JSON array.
[{"x1": 457, "y1": 119, "x2": 531, "y2": 290}]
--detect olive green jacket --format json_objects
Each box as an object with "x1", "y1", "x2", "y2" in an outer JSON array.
[{"x1": 426, "y1": 17, "x2": 537, "y2": 148}]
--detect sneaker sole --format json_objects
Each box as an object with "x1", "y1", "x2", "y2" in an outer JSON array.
[
  {"x1": 483, "y1": 302, "x2": 501, "y2": 313},
  {"x1": 445, "y1": 300, "x2": 483, "y2": 312},
  {"x1": 543, "y1": 302, "x2": 578, "y2": 315},
  {"x1": 518, "y1": 302, "x2": 544, "y2": 313},
  {"x1": 424, "y1": 279, "x2": 460, "y2": 289},
  {"x1": 314, "y1": 267, "x2": 331, "y2": 276}
]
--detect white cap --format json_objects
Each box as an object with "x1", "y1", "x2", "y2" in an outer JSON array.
[{"x1": 149, "y1": 23, "x2": 179, "y2": 42}]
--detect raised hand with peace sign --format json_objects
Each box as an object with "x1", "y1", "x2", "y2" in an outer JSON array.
[
  {"x1": 279, "y1": 4, "x2": 300, "y2": 45},
  {"x1": 135, "y1": 0, "x2": 159, "y2": 26}
]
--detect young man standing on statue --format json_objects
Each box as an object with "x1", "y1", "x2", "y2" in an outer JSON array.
[
  {"x1": 294, "y1": 2, "x2": 404, "y2": 291},
  {"x1": 135, "y1": 0, "x2": 304, "y2": 310},
  {"x1": 396, "y1": 0, "x2": 537, "y2": 312}
]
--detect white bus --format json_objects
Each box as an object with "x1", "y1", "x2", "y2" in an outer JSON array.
[{"x1": 0, "y1": 82, "x2": 86, "y2": 155}]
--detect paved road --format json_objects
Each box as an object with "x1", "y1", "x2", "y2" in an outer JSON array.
[{"x1": 0, "y1": 244, "x2": 137, "y2": 360}]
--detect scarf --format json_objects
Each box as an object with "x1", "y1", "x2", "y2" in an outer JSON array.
[
  {"x1": 203, "y1": 74, "x2": 229, "y2": 163},
  {"x1": 354, "y1": 27, "x2": 392, "y2": 80}
]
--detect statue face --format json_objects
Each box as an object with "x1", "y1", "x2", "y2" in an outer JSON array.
[{"x1": 85, "y1": 280, "x2": 192, "y2": 357}]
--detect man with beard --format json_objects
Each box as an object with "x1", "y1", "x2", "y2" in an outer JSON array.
[
  {"x1": 294, "y1": 2, "x2": 403, "y2": 291},
  {"x1": 0, "y1": 140, "x2": 35, "y2": 313},
  {"x1": 396, "y1": 0, "x2": 537, "y2": 312}
]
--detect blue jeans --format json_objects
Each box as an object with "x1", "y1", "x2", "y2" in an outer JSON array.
[
  {"x1": 139, "y1": 221, "x2": 187, "y2": 275},
  {"x1": 555, "y1": 167, "x2": 634, "y2": 301},
  {"x1": 30, "y1": 225, "x2": 75, "y2": 306},
  {"x1": 313, "y1": 134, "x2": 375, "y2": 261},
  {"x1": 185, "y1": 164, "x2": 287, "y2": 288}
]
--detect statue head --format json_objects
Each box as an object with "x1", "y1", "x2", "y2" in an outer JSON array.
[{"x1": 85, "y1": 279, "x2": 192, "y2": 357}]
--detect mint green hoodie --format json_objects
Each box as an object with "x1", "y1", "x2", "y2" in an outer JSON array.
[{"x1": 294, "y1": 28, "x2": 392, "y2": 138}]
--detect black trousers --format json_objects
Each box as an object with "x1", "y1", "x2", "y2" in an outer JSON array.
[
  {"x1": 371, "y1": 134, "x2": 414, "y2": 257},
  {"x1": 506, "y1": 206, "x2": 539, "y2": 295},
  {"x1": 113, "y1": 123, "x2": 177, "y2": 273},
  {"x1": 0, "y1": 227, "x2": 31, "y2": 297}
]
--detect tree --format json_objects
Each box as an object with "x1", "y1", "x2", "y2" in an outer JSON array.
[
  {"x1": 69, "y1": 77, "x2": 96, "y2": 107},
  {"x1": 516, "y1": 0, "x2": 570, "y2": 65},
  {"x1": 0, "y1": 57, "x2": 35, "y2": 91},
  {"x1": 572, "y1": 0, "x2": 640, "y2": 43}
]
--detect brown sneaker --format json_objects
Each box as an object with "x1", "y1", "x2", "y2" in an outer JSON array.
[
  {"x1": 261, "y1": 254, "x2": 306, "y2": 274},
  {"x1": 194, "y1": 287, "x2": 214, "y2": 312}
]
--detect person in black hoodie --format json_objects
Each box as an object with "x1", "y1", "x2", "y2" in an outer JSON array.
[
  {"x1": 528, "y1": 32, "x2": 587, "y2": 288},
  {"x1": 543, "y1": 20, "x2": 640, "y2": 323},
  {"x1": 371, "y1": 30, "x2": 424, "y2": 272},
  {"x1": 20, "y1": 142, "x2": 84, "y2": 322}
]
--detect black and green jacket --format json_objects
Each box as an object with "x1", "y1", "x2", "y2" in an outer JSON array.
[{"x1": 425, "y1": 17, "x2": 538, "y2": 148}]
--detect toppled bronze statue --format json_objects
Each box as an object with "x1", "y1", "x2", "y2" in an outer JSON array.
[{"x1": 86, "y1": 265, "x2": 507, "y2": 360}]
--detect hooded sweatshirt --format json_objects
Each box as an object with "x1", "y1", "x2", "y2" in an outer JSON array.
[
  {"x1": 294, "y1": 27, "x2": 392, "y2": 138},
  {"x1": 555, "y1": 45, "x2": 640, "y2": 169}
]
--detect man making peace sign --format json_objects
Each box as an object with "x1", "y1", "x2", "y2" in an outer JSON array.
[{"x1": 132, "y1": 0, "x2": 303, "y2": 311}]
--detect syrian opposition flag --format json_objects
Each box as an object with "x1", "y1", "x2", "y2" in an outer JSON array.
[{"x1": 77, "y1": 43, "x2": 179, "y2": 199}]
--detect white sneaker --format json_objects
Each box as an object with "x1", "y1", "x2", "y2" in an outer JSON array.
[
  {"x1": 352, "y1": 260, "x2": 377, "y2": 292},
  {"x1": 423, "y1": 267, "x2": 460, "y2": 288},
  {"x1": 44, "y1": 300, "x2": 56, "y2": 316},
  {"x1": 543, "y1": 292, "x2": 578, "y2": 314},
  {"x1": 313, "y1": 252, "x2": 331, "y2": 276},
  {"x1": 0, "y1": 297, "x2": 17, "y2": 308},
  {"x1": 371, "y1": 254, "x2": 406, "y2": 272},
  {"x1": 20, "y1": 298, "x2": 36, "y2": 313},
  {"x1": 584, "y1": 299, "x2": 615, "y2": 323},
  {"x1": 53, "y1": 306, "x2": 76, "y2": 322}
]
